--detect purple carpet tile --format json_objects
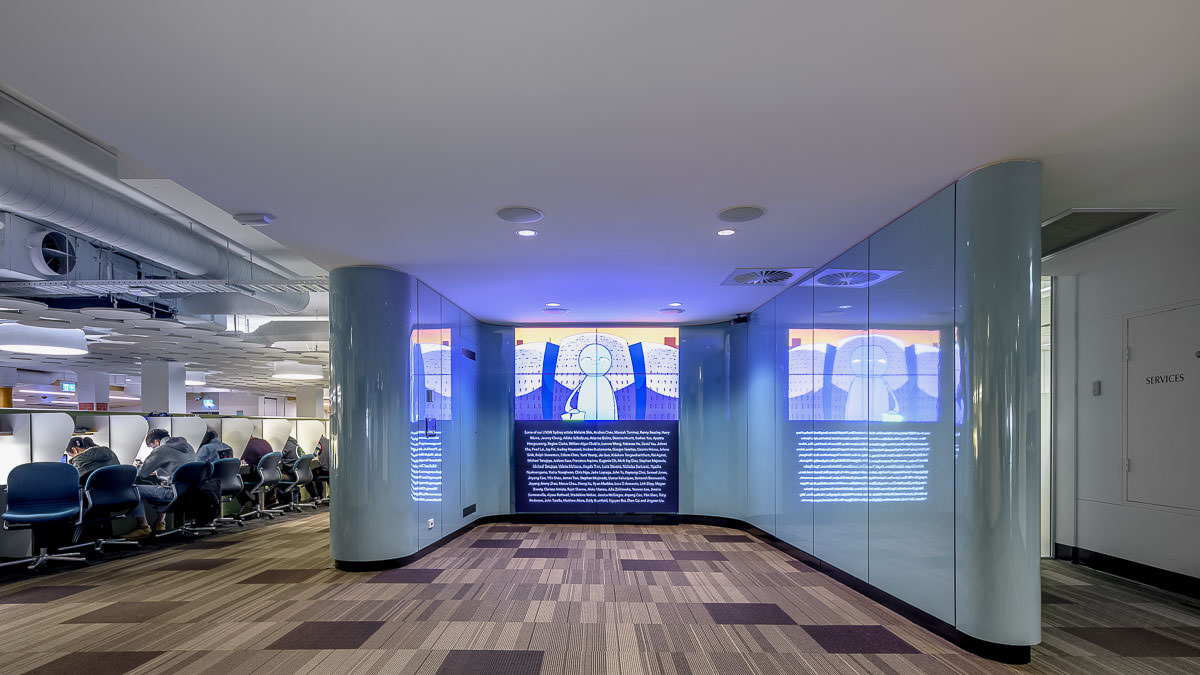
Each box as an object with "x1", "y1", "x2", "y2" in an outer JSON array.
[
  {"x1": 184, "y1": 540, "x2": 240, "y2": 549},
  {"x1": 237, "y1": 568, "x2": 324, "y2": 584},
  {"x1": 704, "y1": 534, "x2": 753, "y2": 543},
  {"x1": 27, "y1": 651, "x2": 164, "y2": 675},
  {"x1": 614, "y1": 533, "x2": 663, "y2": 542},
  {"x1": 154, "y1": 557, "x2": 237, "y2": 571},
  {"x1": 1062, "y1": 627, "x2": 1200, "y2": 657},
  {"x1": 469, "y1": 539, "x2": 524, "y2": 548},
  {"x1": 513, "y1": 547, "x2": 572, "y2": 559},
  {"x1": 802, "y1": 625, "x2": 920, "y2": 654},
  {"x1": 621, "y1": 559, "x2": 683, "y2": 572},
  {"x1": 267, "y1": 621, "x2": 386, "y2": 650},
  {"x1": 671, "y1": 550, "x2": 727, "y2": 561},
  {"x1": 64, "y1": 601, "x2": 185, "y2": 623},
  {"x1": 0, "y1": 585, "x2": 94, "y2": 604},
  {"x1": 704, "y1": 602, "x2": 797, "y2": 625},
  {"x1": 368, "y1": 568, "x2": 445, "y2": 583},
  {"x1": 435, "y1": 650, "x2": 544, "y2": 675}
]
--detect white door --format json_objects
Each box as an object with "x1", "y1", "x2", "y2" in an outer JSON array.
[{"x1": 1125, "y1": 302, "x2": 1200, "y2": 510}]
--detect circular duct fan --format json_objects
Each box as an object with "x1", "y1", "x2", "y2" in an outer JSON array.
[
  {"x1": 732, "y1": 269, "x2": 793, "y2": 286},
  {"x1": 816, "y1": 271, "x2": 879, "y2": 287},
  {"x1": 28, "y1": 230, "x2": 76, "y2": 277}
]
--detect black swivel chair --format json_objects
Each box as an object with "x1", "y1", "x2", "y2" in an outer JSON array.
[
  {"x1": 241, "y1": 452, "x2": 284, "y2": 521},
  {"x1": 210, "y1": 458, "x2": 245, "y2": 527},
  {"x1": 276, "y1": 455, "x2": 318, "y2": 512},
  {"x1": 0, "y1": 462, "x2": 88, "y2": 571},
  {"x1": 64, "y1": 465, "x2": 142, "y2": 553},
  {"x1": 157, "y1": 461, "x2": 217, "y2": 537}
]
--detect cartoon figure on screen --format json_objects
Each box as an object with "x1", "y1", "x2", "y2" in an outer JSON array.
[
  {"x1": 831, "y1": 335, "x2": 908, "y2": 421},
  {"x1": 562, "y1": 343, "x2": 618, "y2": 420}
]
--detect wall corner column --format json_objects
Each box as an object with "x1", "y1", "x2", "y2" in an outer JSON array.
[
  {"x1": 329, "y1": 265, "x2": 417, "y2": 569},
  {"x1": 954, "y1": 160, "x2": 1043, "y2": 651}
]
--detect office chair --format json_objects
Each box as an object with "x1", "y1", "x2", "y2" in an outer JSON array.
[
  {"x1": 276, "y1": 455, "x2": 318, "y2": 512},
  {"x1": 157, "y1": 461, "x2": 217, "y2": 537},
  {"x1": 64, "y1": 465, "x2": 142, "y2": 553},
  {"x1": 241, "y1": 452, "x2": 284, "y2": 521},
  {"x1": 0, "y1": 462, "x2": 88, "y2": 571},
  {"x1": 210, "y1": 458, "x2": 245, "y2": 527}
]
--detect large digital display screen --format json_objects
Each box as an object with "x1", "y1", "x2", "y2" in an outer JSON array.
[
  {"x1": 790, "y1": 328, "x2": 951, "y2": 504},
  {"x1": 514, "y1": 327, "x2": 679, "y2": 512}
]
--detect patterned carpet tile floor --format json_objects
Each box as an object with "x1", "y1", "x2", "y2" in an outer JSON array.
[{"x1": 0, "y1": 514, "x2": 1196, "y2": 674}]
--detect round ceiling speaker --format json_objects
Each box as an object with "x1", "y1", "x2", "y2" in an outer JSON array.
[
  {"x1": 658, "y1": 307, "x2": 685, "y2": 315},
  {"x1": 718, "y1": 205, "x2": 765, "y2": 223},
  {"x1": 496, "y1": 206, "x2": 544, "y2": 224},
  {"x1": 541, "y1": 307, "x2": 569, "y2": 314}
]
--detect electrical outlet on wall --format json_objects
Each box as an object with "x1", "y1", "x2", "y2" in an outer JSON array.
[{"x1": 427, "y1": 518, "x2": 435, "y2": 529}]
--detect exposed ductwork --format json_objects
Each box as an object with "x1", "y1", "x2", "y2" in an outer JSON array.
[{"x1": 0, "y1": 142, "x2": 308, "y2": 313}]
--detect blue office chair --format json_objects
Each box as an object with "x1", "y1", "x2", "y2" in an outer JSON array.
[
  {"x1": 1, "y1": 462, "x2": 88, "y2": 570},
  {"x1": 157, "y1": 461, "x2": 217, "y2": 537},
  {"x1": 241, "y1": 452, "x2": 284, "y2": 520},
  {"x1": 276, "y1": 454, "x2": 318, "y2": 512},
  {"x1": 65, "y1": 465, "x2": 142, "y2": 553},
  {"x1": 210, "y1": 458, "x2": 245, "y2": 527}
]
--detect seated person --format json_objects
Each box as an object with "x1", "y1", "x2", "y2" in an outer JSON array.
[
  {"x1": 125, "y1": 428, "x2": 197, "y2": 538},
  {"x1": 67, "y1": 439, "x2": 119, "y2": 484},
  {"x1": 195, "y1": 429, "x2": 234, "y2": 464},
  {"x1": 310, "y1": 435, "x2": 331, "y2": 499},
  {"x1": 237, "y1": 437, "x2": 277, "y2": 512}
]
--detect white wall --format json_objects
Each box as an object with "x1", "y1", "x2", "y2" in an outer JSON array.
[{"x1": 1046, "y1": 211, "x2": 1200, "y2": 577}]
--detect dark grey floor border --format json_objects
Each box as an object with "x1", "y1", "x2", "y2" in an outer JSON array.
[
  {"x1": 333, "y1": 512, "x2": 1031, "y2": 664},
  {"x1": 1055, "y1": 543, "x2": 1200, "y2": 600}
]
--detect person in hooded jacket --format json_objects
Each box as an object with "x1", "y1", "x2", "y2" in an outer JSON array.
[
  {"x1": 124, "y1": 428, "x2": 197, "y2": 539},
  {"x1": 196, "y1": 429, "x2": 233, "y2": 464}
]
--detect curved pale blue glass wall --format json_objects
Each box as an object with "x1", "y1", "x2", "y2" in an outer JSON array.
[
  {"x1": 678, "y1": 323, "x2": 747, "y2": 519},
  {"x1": 330, "y1": 267, "x2": 483, "y2": 565}
]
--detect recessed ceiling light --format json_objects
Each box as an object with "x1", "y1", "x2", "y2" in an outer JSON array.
[
  {"x1": 667, "y1": 302, "x2": 683, "y2": 307},
  {"x1": 838, "y1": 305, "x2": 853, "y2": 309},
  {"x1": 718, "y1": 205, "x2": 765, "y2": 223},
  {"x1": 497, "y1": 206, "x2": 544, "y2": 224},
  {"x1": 516, "y1": 229, "x2": 539, "y2": 237},
  {"x1": 717, "y1": 229, "x2": 736, "y2": 237},
  {"x1": 233, "y1": 212, "x2": 276, "y2": 226},
  {"x1": 545, "y1": 302, "x2": 561, "y2": 307}
]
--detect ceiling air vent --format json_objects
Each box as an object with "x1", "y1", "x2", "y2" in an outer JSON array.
[
  {"x1": 721, "y1": 267, "x2": 807, "y2": 287},
  {"x1": 801, "y1": 268, "x2": 901, "y2": 288},
  {"x1": 816, "y1": 270, "x2": 877, "y2": 287},
  {"x1": 1041, "y1": 208, "x2": 1172, "y2": 258},
  {"x1": 27, "y1": 230, "x2": 76, "y2": 277}
]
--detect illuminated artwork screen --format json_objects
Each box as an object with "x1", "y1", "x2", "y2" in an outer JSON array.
[
  {"x1": 789, "y1": 328, "x2": 950, "y2": 504},
  {"x1": 514, "y1": 327, "x2": 679, "y2": 513}
]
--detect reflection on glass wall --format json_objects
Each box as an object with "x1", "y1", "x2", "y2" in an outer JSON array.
[
  {"x1": 759, "y1": 184, "x2": 956, "y2": 620},
  {"x1": 411, "y1": 325, "x2": 450, "y2": 506}
]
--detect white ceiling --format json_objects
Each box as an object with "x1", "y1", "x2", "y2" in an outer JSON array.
[{"x1": 0, "y1": 1, "x2": 1198, "y2": 324}]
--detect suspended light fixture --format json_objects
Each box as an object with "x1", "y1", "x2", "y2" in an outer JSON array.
[
  {"x1": 185, "y1": 371, "x2": 207, "y2": 386},
  {"x1": 0, "y1": 324, "x2": 88, "y2": 355},
  {"x1": 272, "y1": 361, "x2": 324, "y2": 380}
]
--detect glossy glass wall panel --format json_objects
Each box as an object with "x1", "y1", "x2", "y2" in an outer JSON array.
[
  {"x1": 954, "y1": 161, "x2": 1042, "y2": 645},
  {"x1": 775, "y1": 281, "x2": 815, "y2": 552},
  {"x1": 866, "y1": 185, "x2": 956, "y2": 623},
  {"x1": 811, "y1": 241, "x2": 870, "y2": 580},
  {"x1": 746, "y1": 302, "x2": 776, "y2": 532},
  {"x1": 477, "y1": 325, "x2": 515, "y2": 516},
  {"x1": 678, "y1": 323, "x2": 746, "y2": 519},
  {"x1": 329, "y1": 266, "x2": 418, "y2": 564}
]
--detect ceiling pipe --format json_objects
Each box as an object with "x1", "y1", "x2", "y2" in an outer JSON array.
[{"x1": 0, "y1": 143, "x2": 308, "y2": 313}]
